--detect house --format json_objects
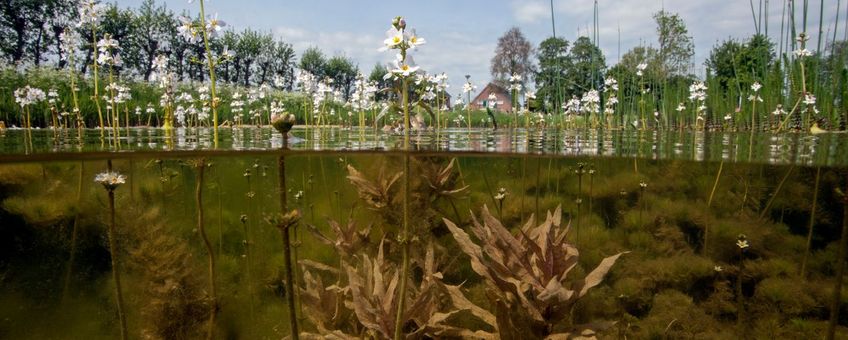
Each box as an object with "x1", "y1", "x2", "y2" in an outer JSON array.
[{"x1": 469, "y1": 82, "x2": 513, "y2": 112}]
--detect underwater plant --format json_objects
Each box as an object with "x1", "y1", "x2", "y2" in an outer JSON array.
[
  {"x1": 189, "y1": 159, "x2": 217, "y2": 340},
  {"x1": 442, "y1": 205, "x2": 627, "y2": 338},
  {"x1": 94, "y1": 169, "x2": 128, "y2": 340}
]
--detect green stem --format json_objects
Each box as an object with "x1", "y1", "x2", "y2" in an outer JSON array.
[
  {"x1": 106, "y1": 188, "x2": 127, "y2": 340},
  {"x1": 278, "y1": 152, "x2": 299, "y2": 340},
  {"x1": 394, "y1": 154, "x2": 410, "y2": 340},
  {"x1": 800, "y1": 166, "x2": 821, "y2": 278},
  {"x1": 92, "y1": 26, "x2": 103, "y2": 135},
  {"x1": 198, "y1": 0, "x2": 219, "y2": 146},
  {"x1": 196, "y1": 161, "x2": 217, "y2": 340}
]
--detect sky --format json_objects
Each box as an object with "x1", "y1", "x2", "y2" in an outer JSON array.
[{"x1": 117, "y1": 0, "x2": 847, "y2": 94}]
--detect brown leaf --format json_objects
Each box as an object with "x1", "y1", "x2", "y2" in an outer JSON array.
[
  {"x1": 576, "y1": 252, "x2": 628, "y2": 298},
  {"x1": 443, "y1": 284, "x2": 497, "y2": 328}
]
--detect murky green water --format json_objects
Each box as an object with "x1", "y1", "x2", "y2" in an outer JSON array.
[{"x1": 1, "y1": 128, "x2": 848, "y2": 339}]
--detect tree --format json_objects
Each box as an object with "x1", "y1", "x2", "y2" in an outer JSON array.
[
  {"x1": 299, "y1": 47, "x2": 326, "y2": 78},
  {"x1": 0, "y1": 0, "x2": 76, "y2": 65},
  {"x1": 534, "y1": 36, "x2": 569, "y2": 113},
  {"x1": 235, "y1": 28, "x2": 262, "y2": 86},
  {"x1": 607, "y1": 46, "x2": 662, "y2": 112},
  {"x1": 368, "y1": 63, "x2": 390, "y2": 101},
  {"x1": 268, "y1": 40, "x2": 296, "y2": 90},
  {"x1": 564, "y1": 36, "x2": 606, "y2": 96},
  {"x1": 491, "y1": 27, "x2": 534, "y2": 86},
  {"x1": 325, "y1": 55, "x2": 358, "y2": 99},
  {"x1": 128, "y1": 0, "x2": 174, "y2": 81},
  {"x1": 655, "y1": 10, "x2": 694, "y2": 77},
  {"x1": 706, "y1": 34, "x2": 775, "y2": 91}
]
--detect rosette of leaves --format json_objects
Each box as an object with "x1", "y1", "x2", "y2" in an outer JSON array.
[
  {"x1": 300, "y1": 240, "x2": 466, "y2": 339},
  {"x1": 346, "y1": 164, "x2": 402, "y2": 219},
  {"x1": 442, "y1": 205, "x2": 627, "y2": 339},
  {"x1": 306, "y1": 214, "x2": 372, "y2": 259},
  {"x1": 420, "y1": 158, "x2": 468, "y2": 200}
]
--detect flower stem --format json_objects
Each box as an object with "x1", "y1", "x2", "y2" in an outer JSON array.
[
  {"x1": 106, "y1": 187, "x2": 127, "y2": 340},
  {"x1": 198, "y1": 0, "x2": 219, "y2": 146},
  {"x1": 195, "y1": 161, "x2": 217, "y2": 340},
  {"x1": 91, "y1": 27, "x2": 103, "y2": 136},
  {"x1": 278, "y1": 151, "x2": 299, "y2": 340},
  {"x1": 394, "y1": 154, "x2": 410, "y2": 340},
  {"x1": 800, "y1": 166, "x2": 821, "y2": 278}
]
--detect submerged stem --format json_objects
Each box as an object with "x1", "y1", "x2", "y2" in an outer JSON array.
[
  {"x1": 106, "y1": 188, "x2": 127, "y2": 340},
  {"x1": 195, "y1": 161, "x2": 217, "y2": 340},
  {"x1": 394, "y1": 154, "x2": 410, "y2": 340},
  {"x1": 801, "y1": 167, "x2": 821, "y2": 278},
  {"x1": 278, "y1": 151, "x2": 300, "y2": 340},
  {"x1": 827, "y1": 179, "x2": 848, "y2": 340}
]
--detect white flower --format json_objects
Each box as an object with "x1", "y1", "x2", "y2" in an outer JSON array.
[
  {"x1": 509, "y1": 73, "x2": 522, "y2": 83},
  {"x1": 604, "y1": 77, "x2": 619, "y2": 91},
  {"x1": 380, "y1": 27, "x2": 404, "y2": 51},
  {"x1": 205, "y1": 13, "x2": 226, "y2": 37},
  {"x1": 747, "y1": 95, "x2": 763, "y2": 102},
  {"x1": 714, "y1": 265, "x2": 723, "y2": 272},
  {"x1": 177, "y1": 16, "x2": 198, "y2": 43},
  {"x1": 794, "y1": 48, "x2": 813, "y2": 58},
  {"x1": 94, "y1": 171, "x2": 126, "y2": 190},
  {"x1": 636, "y1": 62, "x2": 647, "y2": 77},
  {"x1": 407, "y1": 29, "x2": 426, "y2": 49},
  {"x1": 804, "y1": 94, "x2": 816, "y2": 106},
  {"x1": 751, "y1": 81, "x2": 762, "y2": 92},
  {"x1": 462, "y1": 82, "x2": 477, "y2": 94},
  {"x1": 736, "y1": 239, "x2": 749, "y2": 249},
  {"x1": 525, "y1": 90, "x2": 536, "y2": 100},
  {"x1": 676, "y1": 103, "x2": 686, "y2": 112}
]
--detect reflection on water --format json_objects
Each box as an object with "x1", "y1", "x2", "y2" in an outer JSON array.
[{"x1": 1, "y1": 126, "x2": 847, "y2": 166}]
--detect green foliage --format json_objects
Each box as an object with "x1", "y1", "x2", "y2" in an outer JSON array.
[
  {"x1": 299, "y1": 47, "x2": 327, "y2": 79},
  {"x1": 534, "y1": 36, "x2": 570, "y2": 113},
  {"x1": 565, "y1": 36, "x2": 606, "y2": 96},
  {"x1": 654, "y1": 10, "x2": 694, "y2": 77},
  {"x1": 324, "y1": 55, "x2": 358, "y2": 99}
]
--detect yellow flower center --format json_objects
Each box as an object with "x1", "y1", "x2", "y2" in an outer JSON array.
[
  {"x1": 392, "y1": 36, "x2": 402, "y2": 44},
  {"x1": 401, "y1": 65, "x2": 410, "y2": 71},
  {"x1": 410, "y1": 36, "x2": 418, "y2": 43}
]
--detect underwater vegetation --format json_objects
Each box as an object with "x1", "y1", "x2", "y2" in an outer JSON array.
[{"x1": 0, "y1": 154, "x2": 846, "y2": 339}]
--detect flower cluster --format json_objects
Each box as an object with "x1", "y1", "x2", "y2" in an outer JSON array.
[
  {"x1": 96, "y1": 34, "x2": 122, "y2": 67},
  {"x1": 636, "y1": 62, "x2": 648, "y2": 77},
  {"x1": 14, "y1": 86, "x2": 46, "y2": 108},
  {"x1": 178, "y1": 14, "x2": 227, "y2": 44},
  {"x1": 59, "y1": 28, "x2": 79, "y2": 61},
  {"x1": 508, "y1": 73, "x2": 522, "y2": 92},
  {"x1": 688, "y1": 81, "x2": 708, "y2": 119},
  {"x1": 76, "y1": 0, "x2": 105, "y2": 28},
  {"x1": 380, "y1": 17, "x2": 425, "y2": 80},
  {"x1": 747, "y1": 81, "x2": 763, "y2": 102},
  {"x1": 581, "y1": 90, "x2": 600, "y2": 115}
]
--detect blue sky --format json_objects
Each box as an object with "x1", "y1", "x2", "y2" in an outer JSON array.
[{"x1": 118, "y1": 0, "x2": 846, "y2": 93}]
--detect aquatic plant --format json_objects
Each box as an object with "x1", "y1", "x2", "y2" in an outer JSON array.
[
  {"x1": 268, "y1": 209, "x2": 301, "y2": 339},
  {"x1": 442, "y1": 205, "x2": 627, "y2": 338},
  {"x1": 180, "y1": 0, "x2": 232, "y2": 143},
  {"x1": 77, "y1": 0, "x2": 106, "y2": 133},
  {"x1": 125, "y1": 206, "x2": 211, "y2": 340},
  {"x1": 188, "y1": 159, "x2": 217, "y2": 340},
  {"x1": 94, "y1": 169, "x2": 128, "y2": 340}
]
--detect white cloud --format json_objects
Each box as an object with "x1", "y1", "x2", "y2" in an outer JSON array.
[{"x1": 513, "y1": 1, "x2": 550, "y2": 23}]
